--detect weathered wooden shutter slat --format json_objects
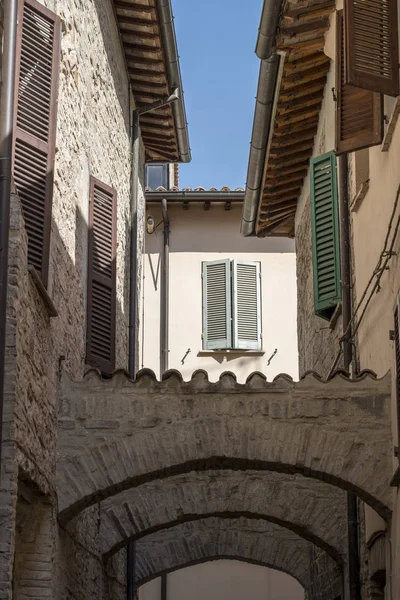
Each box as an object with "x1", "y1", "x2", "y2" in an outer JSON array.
[
  {"x1": 232, "y1": 261, "x2": 262, "y2": 351},
  {"x1": 86, "y1": 178, "x2": 117, "y2": 375},
  {"x1": 202, "y1": 260, "x2": 231, "y2": 350},
  {"x1": 13, "y1": 0, "x2": 60, "y2": 283},
  {"x1": 336, "y1": 11, "x2": 383, "y2": 154},
  {"x1": 311, "y1": 152, "x2": 341, "y2": 321},
  {"x1": 344, "y1": 0, "x2": 399, "y2": 96}
]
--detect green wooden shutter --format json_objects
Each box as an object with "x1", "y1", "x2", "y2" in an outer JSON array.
[
  {"x1": 310, "y1": 152, "x2": 341, "y2": 321},
  {"x1": 202, "y1": 260, "x2": 231, "y2": 350},
  {"x1": 232, "y1": 261, "x2": 262, "y2": 350}
]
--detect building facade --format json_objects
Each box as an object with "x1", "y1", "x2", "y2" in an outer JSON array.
[
  {"x1": 243, "y1": 0, "x2": 400, "y2": 598},
  {"x1": 141, "y1": 189, "x2": 298, "y2": 382},
  {"x1": 0, "y1": 0, "x2": 189, "y2": 598},
  {"x1": 139, "y1": 186, "x2": 299, "y2": 598},
  {"x1": 1, "y1": 0, "x2": 397, "y2": 599}
]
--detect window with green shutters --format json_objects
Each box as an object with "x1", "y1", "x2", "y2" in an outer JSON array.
[
  {"x1": 310, "y1": 151, "x2": 341, "y2": 321},
  {"x1": 202, "y1": 259, "x2": 262, "y2": 350}
]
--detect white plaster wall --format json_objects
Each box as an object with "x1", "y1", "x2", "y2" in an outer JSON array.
[
  {"x1": 140, "y1": 204, "x2": 298, "y2": 382},
  {"x1": 139, "y1": 561, "x2": 304, "y2": 600}
]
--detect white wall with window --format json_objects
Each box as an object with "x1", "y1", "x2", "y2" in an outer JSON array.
[{"x1": 140, "y1": 203, "x2": 298, "y2": 382}]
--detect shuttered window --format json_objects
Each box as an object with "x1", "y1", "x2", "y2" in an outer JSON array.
[
  {"x1": 13, "y1": 0, "x2": 60, "y2": 283},
  {"x1": 202, "y1": 260, "x2": 262, "y2": 351},
  {"x1": 344, "y1": 0, "x2": 399, "y2": 97},
  {"x1": 202, "y1": 260, "x2": 232, "y2": 350},
  {"x1": 232, "y1": 261, "x2": 262, "y2": 350},
  {"x1": 310, "y1": 152, "x2": 341, "y2": 321},
  {"x1": 86, "y1": 178, "x2": 117, "y2": 375},
  {"x1": 336, "y1": 11, "x2": 383, "y2": 154}
]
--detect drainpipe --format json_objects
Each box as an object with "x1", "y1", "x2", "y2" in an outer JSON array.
[
  {"x1": 129, "y1": 90, "x2": 178, "y2": 379},
  {"x1": 241, "y1": 55, "x2": 281, "y2": 237},
  {"x1": 160, "y1": 199, "x2": 170, "y2": 375},
  {"x1": 256, "y1": 0, "x2": 284, "y2": 59},
  {"x1": 338, "y1": 153, "x2": 361, "y2": 600},
  {"x1": 128, "y1": 111, "x2": 140, "y2": 380},
  {"x1": 161, "y1": 574, "x2": 167, "y2": 600},
  {"x1": 241, "y1": 0, "x2": 284, "y2": 237},
  {"x1": 127, "y1": 110, "x2": 140, "y2": 600},
  {"x1": 0, "y1": 0, "x2": 19, "y2": 471},
  {"x1": 127, "y1": 541, "x2": 136, "y2": 600},
  {"x1": 127, "y1": 89, "x2": 179, "y2": 600}
]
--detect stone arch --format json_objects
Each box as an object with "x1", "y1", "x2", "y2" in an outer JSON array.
[
  {"x1": 58, "y1": 369, "x2": 392, "y2": 522},
  {"x1": 98, "y1": 470, "x2": 346, "y2": 560},
  {"x1": 131, "y1": 516, "x2": 342, "y2": 597}
]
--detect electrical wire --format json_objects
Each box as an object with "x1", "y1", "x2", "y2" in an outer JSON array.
[{"x1": 328, "y1": 183, "x2": 400, "y2": 377}]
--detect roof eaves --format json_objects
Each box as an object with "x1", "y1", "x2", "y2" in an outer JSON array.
[
  {"x1": 244, "y1": 0, "x2": 335, "y2": 238},
  {"x1": 155, "y1": 0, "x2": 191, "y2": 163},
  {"x1": 241, "y1": 0, "x2": 284, "y2": 237}
]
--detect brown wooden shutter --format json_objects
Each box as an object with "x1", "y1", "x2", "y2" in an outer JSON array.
[
  {"x1": 344, "y1": 0, "x2": 400, "y2": 97},
  {"x1": 336, "y1": 11, "x2": 383, "y2": 154},
  {"x1": 13, "y1": 0, "x2": 60, "y2": 284},
  {"x1": 86, "y1": 177, "x2": 117, "y2": 375}
]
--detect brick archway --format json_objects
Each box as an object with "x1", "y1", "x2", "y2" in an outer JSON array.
[
  {"x1": 58, "y1": 369, "x2": 392, "y2": 523},
  {"x1": 98, "y1": 470, "x2": 346, "y2": 560},
  {"x1": 130, "y1": 516, "x2": 342, "y2": 597}
]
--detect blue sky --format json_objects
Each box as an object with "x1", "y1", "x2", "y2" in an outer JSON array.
[{"x1": 173, "y1": 0, "x2": 263, "y2": 190}]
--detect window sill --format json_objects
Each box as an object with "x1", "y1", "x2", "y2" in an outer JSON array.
[
  {"x1": 198, "y1": 350, "x2": 265, "y2": 357},
  {"x1": 28, "y1": 265, "x2": 58, "y2": 317}
]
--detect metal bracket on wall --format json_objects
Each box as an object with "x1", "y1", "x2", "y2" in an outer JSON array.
[{"x1": 181, "y1": 348, "x2": 191, "y2": 365}]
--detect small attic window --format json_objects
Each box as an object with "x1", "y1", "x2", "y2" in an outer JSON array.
[{"x1": 146, "y1": 164, "x2": 169, "y2": 190}]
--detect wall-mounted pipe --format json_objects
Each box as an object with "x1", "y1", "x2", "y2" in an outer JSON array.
[
  {"x1": 128, "y1": 111, "x2": 140, "y2": 380},
  {"x1": 242, "y1": 0, "x2": 285, "y2": 237},
  {"x1": 160, "y1": 199, "x2": 170, "y2": 375},
  {"x1": 256, "y1": 0, "x2": 285, "y2": 59},
  {"x1": 241, "y1": 55, "x2": 281, "y2": 237},
  {"x1": 156, "y1": 0, "x2": 191, "y2": 163},
  {"x1": 161, "y1": 574, "x2": 167, "y2": 600},
  {"x1": 0, "y1": 0, "x2": 19, "y2": 471},
  {"x1": 127, "y1": 542, "x2": 136, "y2": 600},
  {"x1": 338, "y1": 153, "x2": 361, "y2": 600}
]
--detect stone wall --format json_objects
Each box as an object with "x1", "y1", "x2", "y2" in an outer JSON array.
[
  {"x1": 57, "y1": 368, "x2": 392, "y2": 525},
  {"x1": 308, "y1": 546, "x2": 343, "y2": 600},
  {"x1": 0, "y1": 0, "x2": 146, "y2": 597}
]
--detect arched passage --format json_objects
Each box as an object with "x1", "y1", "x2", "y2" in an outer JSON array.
[
  {"x1": 58, "y1": 369, "x2": 392, "y2": 523},
  {"x1": 138, "y1": 560, "x2": 304, "y2": 600},
  {"x1": 129, "y1": 516, "x2": 342, "y2": 598},
  {"x1": 98, "y1": 470, "x2": 346, "y2": 560}
]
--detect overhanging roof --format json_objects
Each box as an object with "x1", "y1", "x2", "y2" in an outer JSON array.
[
  {"x1": 244, "y1": 0, "x2": 335, "y2": 237},
  {"x1": 113, "y1": 0, "x2": 191, "y2": 163},
  {"x1": 146, "y1": 187, "x2": 245, "y2": 208}
]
